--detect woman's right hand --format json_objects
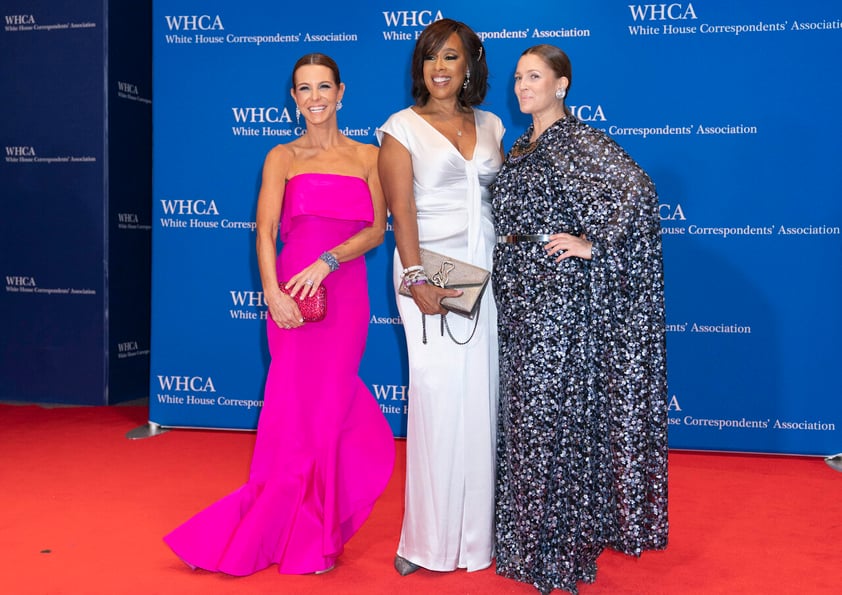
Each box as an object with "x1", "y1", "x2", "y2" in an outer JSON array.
[
  {"x1": 265, "y1": 290, "x2": 304, "y2": 330},
  {"x1": 410, "y1": 283, "x2": 463, "y2": 315}
]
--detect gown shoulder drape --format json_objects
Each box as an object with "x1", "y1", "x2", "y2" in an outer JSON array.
[{"x1": 492, "y1": 117, "x2": 668, "y2": 594}]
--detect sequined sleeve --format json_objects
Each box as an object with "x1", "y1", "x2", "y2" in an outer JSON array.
[
  {"x1": 545, "y1": 123, "x2": 659, "y2": 263},
  {"x1": 548, "y1": 120, "x2": 669, "y2": 554}
]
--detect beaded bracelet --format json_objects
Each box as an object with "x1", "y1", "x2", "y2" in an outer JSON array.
[
  {"x1": 401, "y1": 268, "x2": 428, "y2": 290},
  {"x1": 402, "y1": 279, "x2": 428, "y2": 291},
  {"x1": 319, "y1": 251, "x2": 340, "y2": 272}
]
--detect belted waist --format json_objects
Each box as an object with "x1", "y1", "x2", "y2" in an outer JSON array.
[{"x1": 496, "y1": 234, "x2": 552, "y2": 244}]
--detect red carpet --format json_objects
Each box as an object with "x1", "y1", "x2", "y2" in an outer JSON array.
[{"x1": 1, "y1": 404, "x2": 839, "y2": 594}]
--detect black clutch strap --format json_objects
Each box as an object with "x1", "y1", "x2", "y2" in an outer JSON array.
[{"x1": 421, "y1": 311, "x2": 481, "y2": 345}]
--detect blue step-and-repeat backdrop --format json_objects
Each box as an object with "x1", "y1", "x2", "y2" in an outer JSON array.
[
  {"x1": 2, "y1": 1, "x2": 151, "y2": 405},
  {"x1": 149, "y1": 1, "x2": 841, "y2": 455}
]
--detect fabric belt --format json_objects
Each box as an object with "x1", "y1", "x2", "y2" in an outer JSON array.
[{"x1": 496, "y1": 234, "x2": 552, "y2": 244}]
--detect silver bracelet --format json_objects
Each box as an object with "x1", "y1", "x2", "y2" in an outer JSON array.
[
  {"x1": 401, "y1": 269, "x2": 428, "y2": 290},
  {"x1": 402, "y1": 264, "x2": 424, "y2": 275},
  {"x1": 319, "y1": 251, "x2": 340, "y2": 272}
]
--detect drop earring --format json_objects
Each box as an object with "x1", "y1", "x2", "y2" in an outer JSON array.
[
  {"x1": 336, "y1": 100, "x2": 343, "y2": 111},
  {"x1": 555, "y1": 88, "x2": 566, "y2": 100},
  {"x1": 463, "y1": 69, "x2": 471, "y2": 90},
  {"x1": 295, "y1": 106, "x2": 300, "y2": 124}
]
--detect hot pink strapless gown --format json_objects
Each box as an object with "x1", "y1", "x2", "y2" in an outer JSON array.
[{"x1": 164, "y1": 173, "x2": 395, "y2": 575}]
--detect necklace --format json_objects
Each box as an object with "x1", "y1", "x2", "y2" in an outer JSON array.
[
  {"x1": 441, "y1": 113, "x2": 467, "y2": 137},
  {"x1": 508, "y1": 138, "x2": 539, "y2": 162},
  {"x1": 446, "y1": 115, "x2": 464, "y2": 137}
]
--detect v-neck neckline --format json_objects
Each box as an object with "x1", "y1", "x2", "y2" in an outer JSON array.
[{"x1": 409, "y1": 107, "x2": 478, "y2": 161}]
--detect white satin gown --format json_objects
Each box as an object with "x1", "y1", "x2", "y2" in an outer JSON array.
[{"x1": 377, "y1": 107, "x2": 504, "y2": 571}]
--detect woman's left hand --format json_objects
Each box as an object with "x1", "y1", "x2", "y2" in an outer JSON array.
[{"x1": 545, "y1": 233, "x2": 592, "y2": 262}]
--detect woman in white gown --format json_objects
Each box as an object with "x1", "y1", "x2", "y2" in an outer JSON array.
[{"x1": 377, "y1": 19, "x2": 504, "y2": 575}]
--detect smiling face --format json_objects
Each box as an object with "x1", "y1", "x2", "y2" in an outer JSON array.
[
  {"x1": 290, "y1": 64, "x2": 344, "y2": 124},
  {"x1": 513, "y1": 52, "x2": 568, "y2": 118},
  {"x1": 421, "y1": 32, "x2": 468, "y2": 102}
]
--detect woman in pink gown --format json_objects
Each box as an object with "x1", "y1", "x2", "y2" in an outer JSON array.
[{"x1": 164, "y1": 53, "x2": 394, "y2": 576}]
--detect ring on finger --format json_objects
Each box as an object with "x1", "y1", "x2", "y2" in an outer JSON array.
[{"x1": 304, "y1": 279, "x2": 314, "y2": 286}]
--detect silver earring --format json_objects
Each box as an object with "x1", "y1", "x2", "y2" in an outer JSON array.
[
  {"x1": 555, "y1": 88, "x2": 566, "y2": 100},
  {"x1": 463, "y1": 69, "x2": 471, "y2": 90},
  {"x1": 336, "y1": 100, "x2": 343, "y2": 111},
  {"x1": 295, "y1": 106, "x2": 300, "y2": 124}
]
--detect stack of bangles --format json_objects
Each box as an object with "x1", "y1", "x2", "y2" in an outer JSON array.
[{"x1": 401, "y1": 264, "x2": 428, "y2": 290}]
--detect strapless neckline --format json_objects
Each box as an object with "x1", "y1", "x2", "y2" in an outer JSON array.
[{"x1": 287, "y1": 172, "x2": 367, "y2": 185}]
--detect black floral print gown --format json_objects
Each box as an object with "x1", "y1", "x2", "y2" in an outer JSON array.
[{"x1": 492, "y1": 115, "x2": 669, "y2": 595}]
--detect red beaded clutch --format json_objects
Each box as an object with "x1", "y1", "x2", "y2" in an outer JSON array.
[{"x1": 279, "y1": 283, "x2": 327, "y2": 322}]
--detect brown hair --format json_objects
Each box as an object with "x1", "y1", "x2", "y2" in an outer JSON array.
[
  {"x1": 291, "y1": 53, "x2": 341, "y2": 87},
  {"x1": 521, "y1": 44, "x2": 572, "y2": 96},
  {"x1": 410, "y1": 19, "x2": 488, "y2": 107}
]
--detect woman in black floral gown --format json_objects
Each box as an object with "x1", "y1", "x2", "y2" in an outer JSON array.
[{"x1": 492, "y1": 44, "x2": 669, "y2": 594}]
